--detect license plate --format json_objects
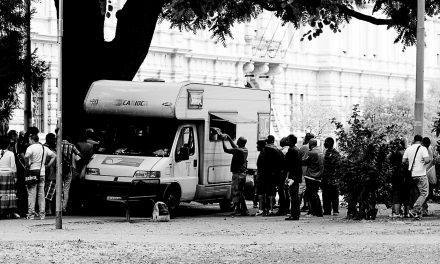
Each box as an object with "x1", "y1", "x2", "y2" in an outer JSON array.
[{"x1": 107, "y1": 196, "x2": 123, "y2": 201}]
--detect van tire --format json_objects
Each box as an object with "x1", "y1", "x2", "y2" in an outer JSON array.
[
  {"x1": 219, "y1": 199, "x2": 234, "y2": 212},
  {"x1": 162, "y1": 185, "x2": 181, "y2": 218}
]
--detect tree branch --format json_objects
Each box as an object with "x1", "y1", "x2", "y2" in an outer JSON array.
[{"x1": 337, "y1": 4, "x2": 392, "y2": 25}]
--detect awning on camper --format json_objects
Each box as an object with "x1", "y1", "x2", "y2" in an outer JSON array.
[{"x1": 210, "y1": 112, "x2": 256, "y2": 124}]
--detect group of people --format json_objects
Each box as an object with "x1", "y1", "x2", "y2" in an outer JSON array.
[
  {"x1": 0, "y1": 127, "x2": 95, "y2": 220},
  {"x1": 222, "y1": 130, "x2": 440, "y2": 221},
  {"x1": 222, "y1": 132, "x2": 341, "y2": 220}
]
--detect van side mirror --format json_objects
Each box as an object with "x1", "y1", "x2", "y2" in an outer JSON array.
[{"x1": 176, "y1": 146, "x2": 190, "y2": 162}]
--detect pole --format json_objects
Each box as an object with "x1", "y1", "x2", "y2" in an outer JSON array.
[
  {"x1": 24, "y1": 0, "x2": 32, "y2": 131},
  {"x1": 414, "y1": 0, "x2": 425, "y2": 136},
  {"x1": 55, "y1": 0, "x2": 64, "y2": 229}
]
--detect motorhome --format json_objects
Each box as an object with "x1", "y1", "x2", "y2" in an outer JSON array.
[{"x1": 83, "y1": 80, "x2": 271, "y2": 216}]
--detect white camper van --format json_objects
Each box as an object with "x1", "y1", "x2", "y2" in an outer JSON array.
[{"x1": 83, "y1": 80, "x2": 271, "y2": 216}]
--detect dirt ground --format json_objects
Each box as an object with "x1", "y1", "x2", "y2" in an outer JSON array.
[{"x1": 2, "y1": 202, "x2": 440, "y2": 264}]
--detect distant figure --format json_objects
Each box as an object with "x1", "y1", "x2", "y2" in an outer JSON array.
[
  {"x1": 255, "y1": 139, "x2": 269, "y2": 216},
  {"x1": 0, "y1": 136, "x2": 19, "y2": 219},
  {"x1": 7, "y1": 130, "x2": 27, "y2": 216},
  {"x1": 264, "y1": 135, "x2": 285, "y2": 216},
  {"x1": 284, "y1": 134, "x2": 302, "y2": 221},
  {"x1": 387, "y1": 138, "x2": 407, "y2": 218},
  {"x1": 321, "y1": 137, "x2": 341, "y2": 216},
  {"x1": 299, "y1": 133, "x2": 314, "y2": 212},
  {"x1": 302, "y1": 138, "x2": 324, "y2": 217},
  {"x1": 76, "y1": 132, "x2": 94, "y2": 179},
  {"x1": 43, "y1": 133, "x2": 57, "y2": 216},
  {"x1": 222, "y1": 134, "x2": 249, "y2": 216},
  {"x1": 421, "y1": 137, "x2": 435, "y2": 216},
  {"x1": 55, "y1": 128, "x2": 82, "y2": 214}
]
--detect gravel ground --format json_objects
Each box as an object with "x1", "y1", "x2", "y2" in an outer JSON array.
[{"x1": 1, "y1": 202, "x2": 440, "y2": 264}]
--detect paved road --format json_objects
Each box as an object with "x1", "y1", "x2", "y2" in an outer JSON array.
[{"x1": 1, "y1": 202, "x2": 440, "y2": 264}]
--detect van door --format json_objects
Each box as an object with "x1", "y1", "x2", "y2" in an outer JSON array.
[{"x1": 173, "y1": 125, "x2": 198, "y2": 200}]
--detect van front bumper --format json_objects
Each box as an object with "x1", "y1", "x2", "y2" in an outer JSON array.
[{"x1": 84, "y1": 177, "x2": 161, "y2": 200}]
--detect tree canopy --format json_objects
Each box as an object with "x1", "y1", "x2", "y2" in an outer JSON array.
[
  {"x1": 56, "y1": 0, "x2": 439, "y2": 134},
  {"x1": 161, "y1": 0, "x2": 439, "y2": 47},
  {"x1": 0, "y1": 0, "x2": 47, "y2": 134}
]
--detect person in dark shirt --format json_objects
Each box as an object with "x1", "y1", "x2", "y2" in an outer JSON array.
[
  {"x1": 284, "y1": 134, "x2": 302, "y2": 220},
  {"x1": 321, "y1": 137, "x2": 341, "y2": 216},
  {"x1": 387, "y1": 138, "x2": 407, "y2": 218},
  {"x1": 299, "y1": 133, "x2": 314, "y2": 212},
  {"x1": 303, "y1": 138, "x2": 324, "y2": 217},
  {"x1": 264, "y1": 135, "x2": 285, "y2": 216},
  {"x1": 43, "y1": 133, "x2": 57, "y2": 216},
  {"x1": 222, "y1": 134, "x2": 249, "y2": 216},
  {"x1": 255, "y1": 139, "x2": 269, "y2": 216}
]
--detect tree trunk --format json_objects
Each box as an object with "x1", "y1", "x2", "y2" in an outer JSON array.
[{"x1": 58, "y1": 0, "x2": 164, "y2": 136}]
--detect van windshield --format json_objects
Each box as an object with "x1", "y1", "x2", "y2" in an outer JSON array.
[{"x1": 86, "y1": 116, "x2": 177, "y2": 157}]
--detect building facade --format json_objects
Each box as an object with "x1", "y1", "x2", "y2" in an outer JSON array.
[{"x1": 10, "y1": 1, "x2": 440, "y2": 140}]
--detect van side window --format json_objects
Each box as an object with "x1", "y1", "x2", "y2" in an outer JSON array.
[
  {"x1": 175, "y1": 127, "x2": 195, "y2": 161},
  {"x1": 209, "y1": 113, "x2": 237, "y2": 141}
]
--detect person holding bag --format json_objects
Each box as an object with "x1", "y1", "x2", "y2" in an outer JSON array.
[
  {"x1": 402, "y1": 135, "x2": 430, "y2": 219},
  {"x1": 24, "y1": 134, "x2": 55, "y2": 220}
]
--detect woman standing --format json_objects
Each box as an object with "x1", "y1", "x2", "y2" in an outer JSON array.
[
  {"x1": 422, "y1": 137, "x2": 435, "y2": 216},
  {"x1": 388, "y1": 138, "x2": 407, "y2": 218},
  {"x1": 0, "y1": 136, "x2": 19, "y2": 219}
]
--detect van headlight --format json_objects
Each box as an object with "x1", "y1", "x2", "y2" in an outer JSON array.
[
  {"x1": 133, "y1": 171, "x2": 161, "y2": 178},
  {"x1": 86, "y1": 168, "x2": 101, "y2": 175}
]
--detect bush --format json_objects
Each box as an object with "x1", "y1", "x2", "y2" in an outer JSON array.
[{"x1": 332, "y1": 105, "x2": 392, "y2": 219}]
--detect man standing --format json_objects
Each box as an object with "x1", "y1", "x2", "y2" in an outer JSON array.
[
  {"x1": 284, "y1": 134, "x2": 302, "y2": 221},
  {"x1": 402, "y1": 134, "x2": 430, "y2": 218},
  {"x1": 321, "y1": 137, "x2": 341, "y2": 216},
  {"x1": 299, "y1": 133, "x2": 314, "y2": 212},
  {"x1": 43, "y1": 133, "x2": 57, "y2": 216},
  {"x1": 24, "y1": 134, "x2": 56, "y2": 220},
  {"x1": 264, "y1": 135, "x2": 285, "y2": 215},
  {"x1": 56, "y1": 129, "x2": 82, "y2": 214},
  {"x1": 222, "y1": 134, "x2": 249, "y2": 216},
  {"x1": 302, "y1": 138, "x2": 324, "y2": 217},
  {"x1": 255, "y1": 139, "x2": 269, "y2": 216}
]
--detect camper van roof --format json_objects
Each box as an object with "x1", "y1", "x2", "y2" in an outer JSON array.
[
  {"x1": 84, "y1": 80, "x2": 183, "y2": 118},
  {"x1": 84, "y1": 80, "x2": 271, "y2": 120}
]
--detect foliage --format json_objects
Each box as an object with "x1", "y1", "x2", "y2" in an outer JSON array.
[
  {"x1": 362, "y1": 91, "x2": 414, "y2": 140},
  {"x1": 157, "y1": 0, "x2": 440, "y2": 46},
  {"x1": 428, "y1": 81, "x2": 440, "y2": 137},
  {"x1": 299, "y1": 101, "x2": 336, "y2": 139},
  {"x1": 0, "y1": 0, "x2": 48, "y2": 133},
  {"x1": 332, "y1": 104, "x2": 393, "y2": 216}
]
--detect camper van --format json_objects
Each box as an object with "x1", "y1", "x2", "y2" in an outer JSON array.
[{"x1": 83, "y1": 80, "x2": 271, "y2": 215}]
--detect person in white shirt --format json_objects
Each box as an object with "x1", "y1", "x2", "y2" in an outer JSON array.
[
  {"x1": 0, "y1": 136, "x2": 18, "y2": 219},
  {"x1": 24, "y1": 134, "x2": 56, "y2": 220},
  {"x1": 402, "y1": 134, "x2": 431, "y2": 217}
]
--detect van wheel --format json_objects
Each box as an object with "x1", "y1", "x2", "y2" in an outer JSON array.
[
  {"x1": 163, "y1": 186, "x2": 181, "y2": 218},
  {"x1": 219, "y1": 199, "x2": 234, "y2": 212}
]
